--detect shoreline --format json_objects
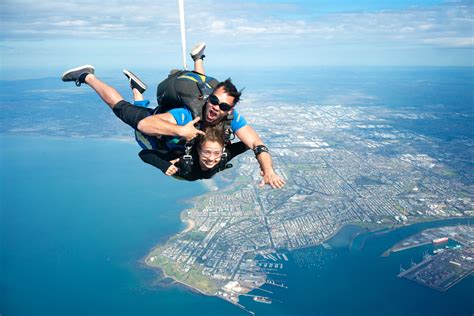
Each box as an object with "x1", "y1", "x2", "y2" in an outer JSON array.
[
  {"x1": 182, "y1": 218, "x2": 196, "y2": 234},
  {"x1": 144, "y1": 216, "x2": 474, "y2": 291},
  {"x1": 142, "y1": 252, "x2": 219, "y2": 299},
  {"x1": 262, "y1": 217, "x2": 474, "y2": 254},
  {"x1": 143, "y1": 216, "x2": 474, "y2": 306},
  {"x1": 157, "y1": 265, "x2": 216, "y2": 297},
  {"x1": 141, "y1": 177, "x2": 215, "y2": 298}
]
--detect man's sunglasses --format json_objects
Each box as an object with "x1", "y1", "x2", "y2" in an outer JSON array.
[{"x1": 208, "y1": 94, "x2": 233, "y2": 111}]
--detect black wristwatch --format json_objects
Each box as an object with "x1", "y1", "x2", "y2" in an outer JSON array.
[{"x1": 253, "y1": 145, "x2": 269, "y2": 157}]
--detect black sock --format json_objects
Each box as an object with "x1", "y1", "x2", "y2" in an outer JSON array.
[{"x1": 78, "y1": 72, "x2": 89, "y2": 83}]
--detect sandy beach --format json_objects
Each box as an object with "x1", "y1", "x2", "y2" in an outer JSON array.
[{"x1": 183, "y1": 219, "x2": 196, "y2": 233}]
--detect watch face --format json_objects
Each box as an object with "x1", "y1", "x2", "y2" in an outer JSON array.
[{"x1": 254, "y1": 145, "x2": 269, "y2": 155}]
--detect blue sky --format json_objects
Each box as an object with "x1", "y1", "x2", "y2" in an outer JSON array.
[{"x1": 1, "y1": 0, "x2": 473, "y2": 79}]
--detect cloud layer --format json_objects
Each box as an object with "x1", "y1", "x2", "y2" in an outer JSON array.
[
  {"x1": 2, "y1": 0, "x2": 472, "y2": 48},
  {"x1": 1, "y1": 0, "x2": 472, "y2": 70}
]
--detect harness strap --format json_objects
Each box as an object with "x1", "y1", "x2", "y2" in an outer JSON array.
[{"x1": 180, "y1": 141, "x2": 194, "y2": 176}]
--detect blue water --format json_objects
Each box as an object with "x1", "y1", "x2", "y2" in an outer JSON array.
[{"x1": 0, "y1": 136, "x2": 238, "y2": 316}]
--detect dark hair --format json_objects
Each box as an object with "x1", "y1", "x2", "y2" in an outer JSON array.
[
  {"x1": 197, "y1": 125, "x2": 225, "y2": 148},
  {"x1": 214, "y1": 78, "x2": 242, "y2": 105}
]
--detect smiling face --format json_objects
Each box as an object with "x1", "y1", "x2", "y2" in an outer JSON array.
[
  {"x1": 197, "y1": 140, "x2": 223, "y2": 170},
  {"x1": 204, "y1": 87, "x2": 235, "y2": 125}
]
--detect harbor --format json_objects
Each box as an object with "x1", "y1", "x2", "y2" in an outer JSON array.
[{"x1": 389, "y1": 225, "x2": 474, "y2": 292}]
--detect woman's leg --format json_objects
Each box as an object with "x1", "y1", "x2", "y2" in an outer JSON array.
[
  {"x1": 190, "y1": 42, "x2": 206, "y2": 75},
  {"x1": 194, "y1": 59, "x2": 205, "y2": 75},
  {"x1": 123, "y1": 69, "x2": 150, "y2": 107},
  {"x1": 133, "y1": 88, "x2": 144, "y2": 102}
]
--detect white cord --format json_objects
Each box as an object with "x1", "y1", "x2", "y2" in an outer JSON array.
[{"x1": 178, "y1": 0, "x2": 188, "y2": 69}]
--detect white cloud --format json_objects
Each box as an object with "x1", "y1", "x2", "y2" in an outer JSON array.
[
  {"x1": 185, "y1": 1, "x2": 474, "y2": 49},
  {"x1": 0, "y1": 0, "x2": 179, "y2": 40},
  {"x1": 53, "y1": 20, "x2": 90, "y2": 27},
  {"x1": 1, "y1": 0, "x2": 472, "y2": 50},
  {"x1": 422, "y1": 37, "x2": 474, "y2": 47},
  {"x1": 0, "y1": 0, "x2": 472, "y2": 69}
]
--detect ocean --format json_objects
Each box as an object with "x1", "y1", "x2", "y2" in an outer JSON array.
[
  {"x1": 1, "y1": 67, "x2": 473, "y2": 315},
  {"x1": 0, "y1": 136, "x2": 238, "y2": 316}
]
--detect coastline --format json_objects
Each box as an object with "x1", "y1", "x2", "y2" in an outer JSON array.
[
  {"x1": 143, "y1": 249, "x2": 219, "y2": 298},
  {"x1": 142, "y1": 177, "x2": 216, "y2": 297},
  {"x1": 268, "y1": 217, "x2": 474, "y2": 254},
  {"x1": 157, "y1": 265, "x2": 216, "y2": 297},
  {"x1": 144, "y1": 216, "x2": 474, "y2": 300},
  {"x1": 182, "y1": 219, "x2": 196, "y2": 234}
]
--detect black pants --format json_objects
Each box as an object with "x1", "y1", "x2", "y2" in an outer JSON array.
[{"x1": 112, "y1": 100, "x2": 154, "y2": 130}]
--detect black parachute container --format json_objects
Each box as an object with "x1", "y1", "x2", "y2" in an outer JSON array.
[{"x1": 155, "y1": 69, "x2": 219, "y2": 118}]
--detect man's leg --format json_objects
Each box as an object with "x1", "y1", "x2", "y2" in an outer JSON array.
[
  {"x1": 84, "y1": 74, "x2": 150, "y2": 129},
  {"x1": 190, "y1": 42, "x2": 206, "y2": 75},
  {"x1": 62, "y1": 65, "x2": 150, "y2": 129},
  {"x1": 84, "y1": 74, "x2": 123, "y2": 109}
]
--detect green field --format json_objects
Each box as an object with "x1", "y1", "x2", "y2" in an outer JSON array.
[{"x1": 146, "y1": 246, "x2": 221, "y2": 294}]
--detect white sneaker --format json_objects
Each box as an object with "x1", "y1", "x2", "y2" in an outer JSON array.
[
  {"x1": 123, "y1": 69, "x2": 148, "y2": 94},
  {"x1": 190, "y1": 42, "x2": 206, "y2": 61},
  {"x1": 61, "y1": 65, "x2": 95, "y2": 86}
]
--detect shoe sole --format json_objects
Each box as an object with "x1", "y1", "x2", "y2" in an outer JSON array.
[
  {"x1": 191, "y1": 42, "x2": 206, "y2": 57},
  {"x1": 123, "y1": 69, "x2": 148, "y2": 91},
  {"x1": 61, "y1": 64, "x2": 95, "y2": 81}
]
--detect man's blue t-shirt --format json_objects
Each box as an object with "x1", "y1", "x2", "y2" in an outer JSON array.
[{"x1": 164, "y1": 107, "x2": 247, "y2": 151}]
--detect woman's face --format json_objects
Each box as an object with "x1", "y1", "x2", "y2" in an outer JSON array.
[{"x1": 198, "y1": 140, "x2": 223, "y2": 170}]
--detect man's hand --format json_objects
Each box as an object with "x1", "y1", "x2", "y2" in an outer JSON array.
[
  {"x1": 235, "y1": 125, "x2": 285, "y2": 189},
  {"x1": 165, "y1": 158, "x2": 180, "y2": 176},
  {"x1": 259, "y1": 170, "x2": 286, "y2": 189},
  {"x1": 179, "y1": 117, "x2": 205, "y2": 141}
]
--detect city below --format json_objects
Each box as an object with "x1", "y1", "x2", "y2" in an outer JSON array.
[{"x1": 144, "y1": 102, "x2": 474, "y2": 314}]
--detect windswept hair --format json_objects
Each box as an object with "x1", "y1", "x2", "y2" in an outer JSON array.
[
  {"x1": 197, "y1": 125, "x2": 225, "y2": 148},
  {"x1": 214, "y1": 78, "x2": 243, "y2": 105}
]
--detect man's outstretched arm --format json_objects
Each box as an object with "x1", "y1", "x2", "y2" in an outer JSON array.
[
  {"x1": 137, "y1": 113, "x2": 204, "y2": 141},
  {"x1": 235, "y1": 125, "x2": 285, "y2": 189}
]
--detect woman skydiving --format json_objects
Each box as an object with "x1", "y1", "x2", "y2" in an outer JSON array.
[{"x1": 61, "y1": 42, "x2": 285, "y2": 188}]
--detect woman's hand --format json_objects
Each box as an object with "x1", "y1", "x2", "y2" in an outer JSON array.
[{"x1": 165, "y1": 158, "x2": 180, "y2": 176}]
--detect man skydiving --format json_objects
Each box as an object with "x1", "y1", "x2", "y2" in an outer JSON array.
[{"x1": 61, "y1": 43, "x2": 285, "y2": 189}]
